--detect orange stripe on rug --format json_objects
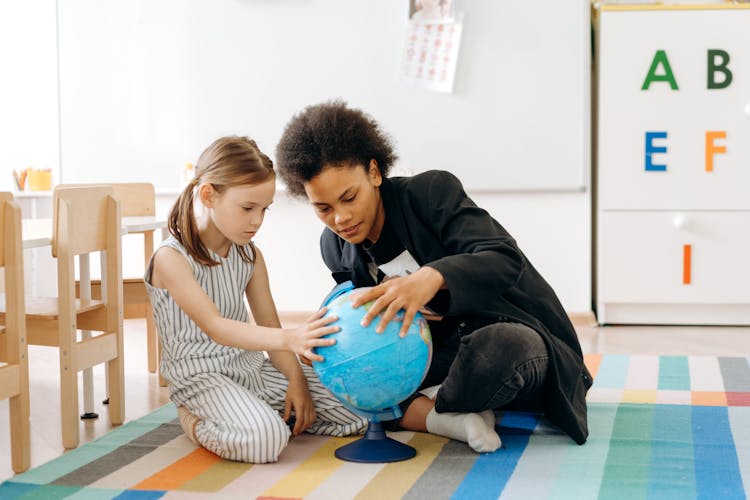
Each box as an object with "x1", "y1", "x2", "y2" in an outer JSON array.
[
  {"x1": 691, "y1": 391, "x2": 727, "y2": 406},
  {"x1": 133, "y1": 447, "x2": 222, "y2": 490},
  {"x1": 355, "y1": 432, "x2": 448, "y2": 499},
  {"x1": 261, "y1": 436, "x2": 358, "y2": 498},
  {"x1": 584, "y1": 353, "x2": 603, "y2": 379}
]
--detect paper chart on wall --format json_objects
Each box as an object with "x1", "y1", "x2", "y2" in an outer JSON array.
[{"x1": 400, "y1": 12, "x2": 464, "y2": 93}]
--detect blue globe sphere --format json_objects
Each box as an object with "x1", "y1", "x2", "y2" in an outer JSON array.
[{"x1": 313, "y1": 287, "x2": 432, "y2": 414}]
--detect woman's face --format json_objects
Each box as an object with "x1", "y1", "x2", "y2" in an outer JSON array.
[{"x1": 303, "y1": 161, "x2": 384, "y2": 244}]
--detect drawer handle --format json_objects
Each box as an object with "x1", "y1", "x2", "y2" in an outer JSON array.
[
  {"x1": 673, "y1": 215, "x2": 690, "y2": 229},
  {"x1": 745, "y1": 102, "x2": 750, "y2": 117}
]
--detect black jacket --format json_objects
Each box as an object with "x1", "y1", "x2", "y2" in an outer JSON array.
[{"x1": 320, "y1": 170, "x2": 592, "y2": 444}]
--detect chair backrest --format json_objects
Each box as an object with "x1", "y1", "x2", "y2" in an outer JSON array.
[
  {"x1": 53, "y1": 186, "x2": 122, "y2": 332},
  {"x1": 111, "y1": 183, "x2": 155, "y2": 217},
  {"x1": 52, "y1": 185, "x2": 119, "y2": 257},
  {"x1": 0, "y1": 191, "x2": 26, "y2": 367},
  {"x1": 59, "y1": 182, "x2": 155, "y2": 217}
]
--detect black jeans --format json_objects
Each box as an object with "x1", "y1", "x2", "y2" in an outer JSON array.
[{"x1": 399, "y1": 318, "x2": 549, "y2": 416}]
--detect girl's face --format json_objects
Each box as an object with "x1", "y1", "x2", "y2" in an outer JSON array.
[
  {"x1": 203, "y1": 178, "x2": 275, "y2": 247},
  {"x1": 304, "y1": 161, "x2": 384, "y2": 244}
]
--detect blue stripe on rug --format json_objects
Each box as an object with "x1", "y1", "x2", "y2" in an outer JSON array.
[
  {"x1": 0, "y1": 481, "x2": 40, "y2": 499},
  {"x1": 594, "y1": 354, "x2": 629, "y2": 389},
  {"x1": 692, "y1": 406, "x2": 744, "y2": 499},
  {"x1": 451, "y1": 412, "x2": 537, "y2": 499},
  {"x1": 113, "y1": 490, "x2": 167, "y2": 499},
  {"x1": 647, "y1": 404, "x2": 694, "y2": 499}
]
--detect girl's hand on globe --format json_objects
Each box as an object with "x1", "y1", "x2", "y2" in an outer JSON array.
[
  {"x1": 284, "y1": 378, "x2": 316, "y2": 435},
  {"x1": 352, "y1": 266, "x2": 445, "y2": 337},
  {"x1": 286, "y1": 307, "x2": 340, "y2": 362}
]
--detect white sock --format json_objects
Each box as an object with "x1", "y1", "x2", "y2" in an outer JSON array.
[
  {"x1": 426, "y1": 408, "x2": 502, "y2": 453},
  {"x1": 419, "y1": 384, "x2": 441, "y2": 400},
  {"x1": 178, "y1": 405, "x2": 201, "y2": 446},
  {"x1": 480, "y1": 409, "x2": 497, "y2": 430}
]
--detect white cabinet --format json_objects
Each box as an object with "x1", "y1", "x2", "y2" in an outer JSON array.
[{"x1": 595, "y1": 5, "x2": 750, "y2": 325}]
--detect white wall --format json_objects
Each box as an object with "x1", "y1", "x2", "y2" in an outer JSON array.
[
  {"x1": 0, "y1": 0, "x2": 59, "y2": 191},
  {"x1": 6, "y1": 0, "x2": 593, "y2": 314}
]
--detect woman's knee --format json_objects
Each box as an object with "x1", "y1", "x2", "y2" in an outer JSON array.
[{"x1": 462, "y1": 322, "x2": 547, "y2": 365}]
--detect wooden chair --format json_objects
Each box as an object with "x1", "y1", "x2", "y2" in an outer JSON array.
[
  {"x1": 74, "y1": 183, "x2": 161, "y2": 383},
  {"x1": 0, "y1": 193, "x2": 31, "y2": 472},
  {"x1": 28, "y1": 186, "x2": 124, "y2": 448}
]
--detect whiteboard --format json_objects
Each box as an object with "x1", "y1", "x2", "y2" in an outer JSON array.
[{"x1": 58, "y1": 0, "x2": 590, "y2": 192}]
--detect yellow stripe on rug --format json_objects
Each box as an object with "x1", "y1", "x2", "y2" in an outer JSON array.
[
  {"x1": 622, "y1": 389, "x2": 657, "y2": 404},
  {"x1": 261, "y1": 436, "x2": 359, "y2": 498},
  {"x1": 179, "y1": 459, "x2": 253, "y2": 492}
]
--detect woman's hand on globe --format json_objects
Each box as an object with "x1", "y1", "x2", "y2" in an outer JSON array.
[
  {"x1": 352, "y1": 266, "x2": 445, "y2": 337},
  {"x1": 285, "y1": 308, "x2": 340, "y2": 362}
]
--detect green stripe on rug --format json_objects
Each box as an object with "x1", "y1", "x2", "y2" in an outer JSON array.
[
  {"x1": 598, "y1": 403, "x2": 654, "y2": 499},
  {"x1": 549, "y1": 403, "x2": 619, "y2": 499},
  {"x1": 647, "y1": 404, "x2": 694, "y2": 499},
  {"x1": 658, "y1": 356, "x2": 690, "y2": 391},
  {"x1": 13, "y1": 404, "x2": 178, "y2": 485}
]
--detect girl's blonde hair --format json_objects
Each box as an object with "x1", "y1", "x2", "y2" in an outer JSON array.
[{"x1": 168, "y1": 135, "x2": 275, "y2": 266}]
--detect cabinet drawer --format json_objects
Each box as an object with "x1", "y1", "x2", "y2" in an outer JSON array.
[{"x1": 597, "y1": 210, "x2": 750, "y2": 304}]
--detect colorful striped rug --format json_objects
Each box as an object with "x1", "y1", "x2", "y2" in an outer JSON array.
[{"x1": 2, "y1": 354, "x2": 749, "y2": 499}]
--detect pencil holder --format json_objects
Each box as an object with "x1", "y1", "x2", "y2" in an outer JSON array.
[{"x1": 27, "y1": 168, "x2": 52, "y2": 191}]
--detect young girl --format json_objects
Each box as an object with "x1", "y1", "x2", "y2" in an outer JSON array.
[{"x1": 145, "y1": 136, "x2": 368, "y2": 463}]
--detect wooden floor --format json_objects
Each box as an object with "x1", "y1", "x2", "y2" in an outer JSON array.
[{"x1": 1, "y1": 317, "x2": 749, "y2": 481}]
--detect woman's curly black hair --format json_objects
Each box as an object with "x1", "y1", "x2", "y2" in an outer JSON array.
[{"x1": 275, "y1": 100, "x2": 397, "y2": 198}]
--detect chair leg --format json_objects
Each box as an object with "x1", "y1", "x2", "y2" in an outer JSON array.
[
  {"x1": 60, "y1": 346, "x2": 80, "y2": 449},
  {"x1": 146, "y1": 304, "x2": 157, "y2": 373},
  {"x1": 107, "y1": 341, "x2": 125, "y2": 426},
  {"x1": 9, "y1": 387, "x2": 31, "y2": 473}
]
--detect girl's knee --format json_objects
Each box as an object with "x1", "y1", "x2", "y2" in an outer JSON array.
[{"x1": 196, "y1": 417, "x2": 291, "y2": 463}]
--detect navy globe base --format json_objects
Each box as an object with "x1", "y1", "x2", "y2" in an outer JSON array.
[{"x1": 335, "y1": 420, "x2": 416, "y2": 463}]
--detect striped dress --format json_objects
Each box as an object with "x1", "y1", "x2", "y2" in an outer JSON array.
[{"x1": 145, "y1": 236, "x2": 367, "y2": 463}]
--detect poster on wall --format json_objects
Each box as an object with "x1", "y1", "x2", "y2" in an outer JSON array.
[{"x1": 400, "y1": 0, "x2": 463, "y2": 93}]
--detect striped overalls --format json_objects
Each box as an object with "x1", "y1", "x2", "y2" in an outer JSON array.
[{"x1": 145, "y1": 237, "x2": 367, "y2": 463}]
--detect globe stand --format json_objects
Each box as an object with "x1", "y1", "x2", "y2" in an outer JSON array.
[{"x1": 335, "y1": 408, "x2": 416, "y2": 463}]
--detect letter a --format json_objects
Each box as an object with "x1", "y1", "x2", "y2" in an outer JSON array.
[{"x1": 642, "y1": 50, "x2": 679, "y2": 90}]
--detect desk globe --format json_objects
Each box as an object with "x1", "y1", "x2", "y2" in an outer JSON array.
[{"x1": 314, "y1": 282, "x2": 432, "y2": 463}]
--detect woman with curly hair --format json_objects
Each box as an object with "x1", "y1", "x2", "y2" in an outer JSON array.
[{"x1": 275, "y1": 100, "x2": 592, "y2": 451}]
